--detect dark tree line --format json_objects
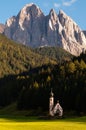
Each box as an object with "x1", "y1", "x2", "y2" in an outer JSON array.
[{"x1": 0, "y1": 53, "x2": 86, "y2": 115}]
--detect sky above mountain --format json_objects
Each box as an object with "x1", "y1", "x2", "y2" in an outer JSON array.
[{"x1": 0, "y1": 0, "x2": 86, "y2": 30}]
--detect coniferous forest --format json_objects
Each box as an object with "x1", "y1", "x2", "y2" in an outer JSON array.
[{"x1": 0, "y1": 34, "x2": 86, "y2": 115}]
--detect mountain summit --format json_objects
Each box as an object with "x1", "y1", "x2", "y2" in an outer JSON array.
[{"x1": 4, "y1": 3, "x2": 86, "y2": 56}]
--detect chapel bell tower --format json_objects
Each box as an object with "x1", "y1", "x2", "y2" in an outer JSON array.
[{"x1": 49, "y1": 88, "x2": 54, "y2": 116}]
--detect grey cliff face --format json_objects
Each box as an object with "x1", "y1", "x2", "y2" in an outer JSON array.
[
  {"x1": 5, "y1": 3, "x2": 45, "y2": 47},
  {"x1": 4, "y1": 3, "x2": 86, "y2": 56},
  {"x1": 83, "y1": 31, "x2": 86, "y2": 37},
  {"x1": 0, "y1": 24, "x2": 5, "y2": 33}
]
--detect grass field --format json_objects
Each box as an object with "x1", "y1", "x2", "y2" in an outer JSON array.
[{"x1": 0, "y1": 116, "x2": 86, "y2": 130}]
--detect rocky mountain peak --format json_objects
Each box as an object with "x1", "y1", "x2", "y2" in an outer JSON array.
[
  {"x1": 48, "y1": 9, "x2": 59, "y2": 31},
  {"x1": 58, "y1": 10, "x2": 71, "y2": 26},
  {"x1": 17, "y1": 3, "x2": 44, "y2": 31},
  {"x1": 49, "y1": 9, "x2": 57, "y2": 18},
  {"x1": 59, "y1": 10, "x2": 66, "y2": 16},
  {"x1": 4, "y1": 3, "x2": 86, "y2": 56},
  {"x1": 6, "y1": 16, "x2": 16, "y2": 27},
  {"x1": 19, "y1": 3, "x2": 44, "y2": 18},
  {"x1": 58, "y1": 10, "x2": 78, "y2": 28}
]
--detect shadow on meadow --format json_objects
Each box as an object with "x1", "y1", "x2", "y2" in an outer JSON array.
[{"x1": 0, "y1": 115, "x2": 86, "y2": 123}]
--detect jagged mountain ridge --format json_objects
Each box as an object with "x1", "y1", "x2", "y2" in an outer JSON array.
[{"x1": 4, "y1": 3, "x2": 86, "y2": 56}]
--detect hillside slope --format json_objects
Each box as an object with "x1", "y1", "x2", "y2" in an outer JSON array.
[
  {"x1": 34, "y1": 47, "x2": 72, "y2": 62},
  {"x1": 0, "y1": 34, "x2": 56, "y2": 77}
]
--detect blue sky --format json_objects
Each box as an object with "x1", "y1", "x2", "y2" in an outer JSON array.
[{"x1": 0, "y1": 0, "x2": 86, "y2": 30}]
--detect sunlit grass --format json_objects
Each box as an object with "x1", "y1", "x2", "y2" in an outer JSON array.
[{"x1": 0, "y1": 116, "x2": 86, "y2": 130}]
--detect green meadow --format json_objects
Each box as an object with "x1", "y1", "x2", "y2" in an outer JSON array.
[{"x1": 0, "y1": 116, "x2": 86, "y2": 130}]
